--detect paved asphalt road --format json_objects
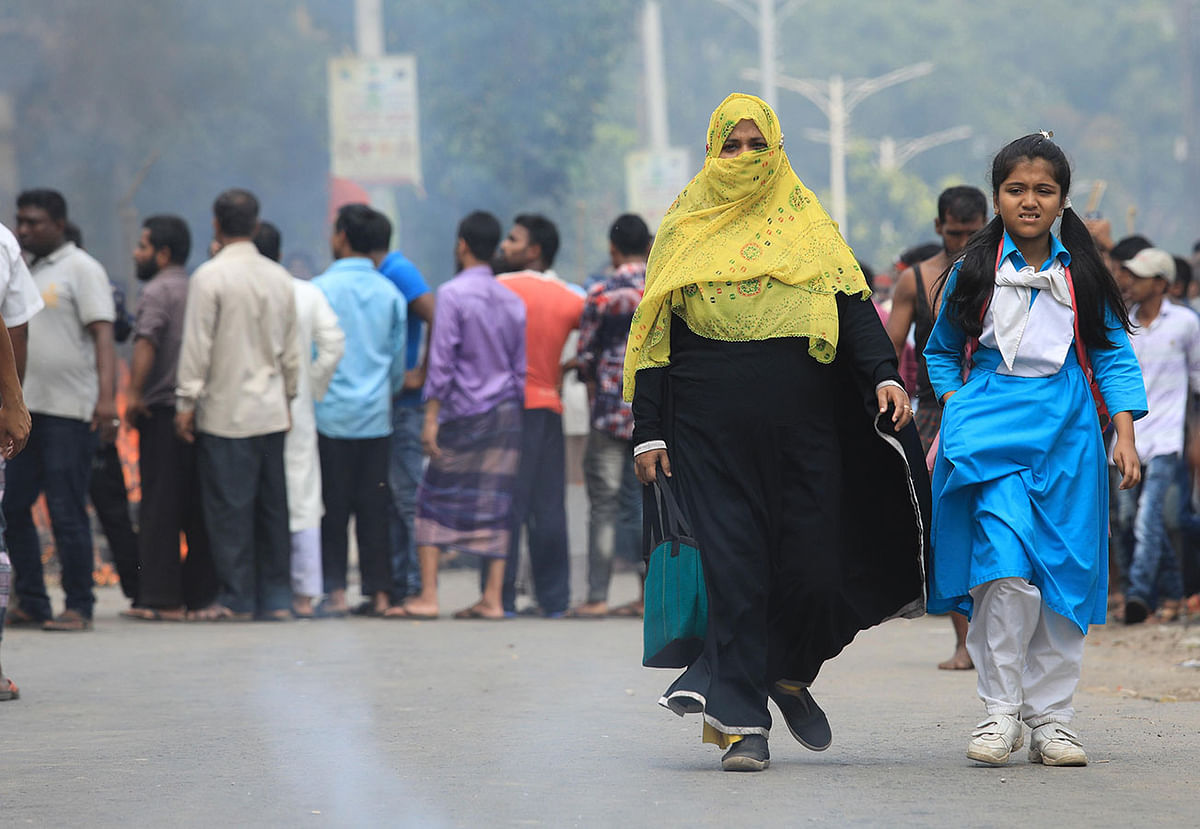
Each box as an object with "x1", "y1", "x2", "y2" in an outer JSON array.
[{"x1": 3, "y1": 484, "x2": 1198, "y2": 827}]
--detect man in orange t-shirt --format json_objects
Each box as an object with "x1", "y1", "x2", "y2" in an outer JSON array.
[{"x1": 496, "y1": 214, "x2": 584, "y2": 617}]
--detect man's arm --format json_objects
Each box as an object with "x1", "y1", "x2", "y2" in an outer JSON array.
[
  {"x1": 87, "y1": 320, "x2": 118, "y2": 444},
  {"x1": 884, "y1": 268, "x2": 917, "y2": 359},
  {"x1": 421, "y1": 397, "x2": 442, "y2": 458},
  {"x1": 403, "y1": 292, "x2": 435, "y2": 391},
  {"x1": 422, "y1": 289, "x2": 459, "y2": 404},
  {"x1": 124, "y1": 337, "x2": 156, "y2": 428},
  {"x1": 8, "y1": 322, "x2": 27, "y2": 383},
  {"x1": 280, "y1": 287, "x2": 301, "y2": 402},
  {"x1": 0, "y1": 313, "x2": 30, "y2": 458},
  {"x1": 175, "y1": 275, "x2": 217, "y2": 443},
  {"x1": 309, "y1": 289, "x2": 345, "y2": 401}
]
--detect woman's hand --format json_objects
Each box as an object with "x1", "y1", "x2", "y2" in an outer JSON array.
[
  {"x1": 1110, "y1": 411, "x2": 1140, "y2": 490},
  {"x1": 635, "y1": 448, "x2": 670, "y2": 485},
  {"x1": 1112, "y1": 435, "x2": 1141, "y2": 490},
  {"x1": 878, "y1": 384, "x2": 913, "y2": 430}
]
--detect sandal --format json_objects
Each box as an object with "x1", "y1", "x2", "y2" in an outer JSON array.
[
  {"x1": 452, "y1": 604, "x2": 506, "y2": 621},
  {"x1": 121, "y1": 607, "x2": 187, "y2": 622},
  {"x1": 351, "y1": 601, "x2": 385, "y2": 618},
  {"x1": 565, "y1": 605, "x2": 608, "y2": 619},
  {"x1": 607, "y1": 601, "x2": 644, "y2": 618},
  {"x1": 0, "y1": 676, "x2": 18, "y2": 701},
  {"x1": 188, "y1": 605, "x2": 253, "y2": 622},
  {"x1": 314, "y1": 599, "x2": 348, "y2": 619}
]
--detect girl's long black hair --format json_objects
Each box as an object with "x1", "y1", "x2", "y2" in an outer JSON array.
[{"x1": 934, "y1": 133, "x2": 1133, "y2": 348}]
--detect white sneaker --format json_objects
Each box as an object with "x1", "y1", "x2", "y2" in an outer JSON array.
[
  {"x1": 966, "y1": 714, "x2": 1024, "y2": 765},
  {"x1": 1029, "y1": 722, "x2": 1088, "y2": 766}
]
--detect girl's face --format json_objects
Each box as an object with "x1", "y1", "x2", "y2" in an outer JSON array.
[
  {"x1": 719, "y1": 119, "x2": 769, "y2": 158},
  {"x1": 994, "y1": 157, "x2": 1065, "y2": 244}
]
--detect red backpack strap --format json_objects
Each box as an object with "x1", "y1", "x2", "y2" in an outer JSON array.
[
  {"x1": 1062, "y1": 264, "x2": 1091, "y2": 377},
  {"x1": 962, "y1": 242, "x2": 1004, "y2": 377}
]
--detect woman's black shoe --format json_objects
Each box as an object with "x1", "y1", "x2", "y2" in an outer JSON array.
[
  {"x1": 721, "y1": 735, "x2": 770, "y2": 771},
  {"x1": 770, "y1": 685, "x2": 832, "y2": 751}
]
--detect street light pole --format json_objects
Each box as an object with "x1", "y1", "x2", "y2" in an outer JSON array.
[
  {"x1": 877, "y1": 126, "x2": 973, "y2": 171},
  {"x1": 744, "y1": 61, "x2": 934, "y2": 237},
  {"x1": 712, "y1": 0, "x2": 806, "y2": 110}
]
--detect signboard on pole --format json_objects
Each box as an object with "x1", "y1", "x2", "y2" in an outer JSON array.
[
  {"x1": 625, "y1": 148, "x2": 691, "y2": 231},
  {"x1": 328, "y1": 55, "x2": 423, "y2": 189}
]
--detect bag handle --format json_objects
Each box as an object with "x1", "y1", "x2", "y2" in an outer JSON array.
[{"x1": 652, "y1": 465, "x2": 695, "y2": 543}]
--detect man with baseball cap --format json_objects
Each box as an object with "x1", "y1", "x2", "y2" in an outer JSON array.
[{"x1": 1117, "y1": 247, "x2": 1200, "y2": 623}]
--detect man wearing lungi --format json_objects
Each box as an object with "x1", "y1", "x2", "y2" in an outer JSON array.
[{"x1": 399, "y1": 212, "x2": 527, "y2": 620}]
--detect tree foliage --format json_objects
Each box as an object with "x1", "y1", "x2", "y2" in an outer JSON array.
[{"x1": 0, "y1": 0, "x2": 1194, "y2": 282}]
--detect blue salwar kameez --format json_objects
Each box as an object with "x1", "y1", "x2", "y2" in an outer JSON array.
[{"x1": 925, "y1": 233, "x2": 1147, "y2": 635}]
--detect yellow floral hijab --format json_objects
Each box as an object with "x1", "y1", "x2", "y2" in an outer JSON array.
[{"x1": 622, "y1": 93, "x2": 868, "y2": 400}]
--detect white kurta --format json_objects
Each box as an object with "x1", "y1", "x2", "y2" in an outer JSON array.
[{"x1": 285, "y1": 279, "x2": 344, "y2": 532}]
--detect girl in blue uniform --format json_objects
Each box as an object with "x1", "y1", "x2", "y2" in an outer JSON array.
[{"x1": 925, "y1": 133, "x2": 1146, "y2": 767}]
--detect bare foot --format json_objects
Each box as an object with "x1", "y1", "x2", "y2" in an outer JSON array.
[
  {"x1": 402, "y1": 598, "x2": 440, "y2": 618},
  {"x1": 937, "y1": 646, "x2": 974, "y2": 670},
  {"x1": 567, "y1": 601, "x2": 608, "y2": 618}
]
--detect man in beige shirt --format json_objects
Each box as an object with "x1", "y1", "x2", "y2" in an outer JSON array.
[{"x1": 176, "y1": 189, "x2": 300, "y2": 621}]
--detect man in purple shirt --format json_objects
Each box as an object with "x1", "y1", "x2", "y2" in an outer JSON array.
[{"x1": 400, "y1": 212, "x2": 526, "y2": 620}]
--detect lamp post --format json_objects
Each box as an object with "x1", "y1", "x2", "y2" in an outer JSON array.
[
  {"x1": 743, "y1": 61, "x2": 934, "y2": 238},
  {"x1": 712, "y1": 0, "x2": 808, "y2": 109},
  {"x1": 877, "y1": 126, "x2": 972, "y2": 171}
]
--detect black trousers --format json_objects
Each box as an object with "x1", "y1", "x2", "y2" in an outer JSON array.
[
  {"x1": 136, "y1": 406, "x2": 217, "y2": 610},
  {"x1": 196, "y1": 431, "x2": 291, "y2": 615},
  {"x1": 319, "y1": 434, "x2": 393, "y2": 596},
  {"x1": 497, "y1": 408, "x2": 570, "y2": 615},
  {"x1": 89, "y1": 441, "x2": 140, "y2": 602}
]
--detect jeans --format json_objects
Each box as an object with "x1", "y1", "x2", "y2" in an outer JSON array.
[
  {"x1": 1119, "y1": 453, "x2": 1185, "y2": 607},
  {"x1": 498, "y1": 408, "x2": 570, "y2": 615},
  {"x1": 582, "y1": 429, "x2": 642, "y2": 603},
  {"x1": 2, "y1": 414, "x2": 97, "y2": 620},
  {"x1": 197, "y1": 431, "x2": 291, "y2": 616},
  {"x1": 388, "y1": 403, "x2": 425, "y2": 601}
]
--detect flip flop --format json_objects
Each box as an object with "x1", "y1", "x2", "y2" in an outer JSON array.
[
  {"x1": 0, "y1": 677, "x2": 18, "y2": 701},
  {"x1": 607, "y1": 602, "x2": 644, "y2": 618},
  {"x1": 351, "y1": 601, "x2": 385, "y2": 618},
  {"x1": 121, "y1": 607, "x2": 187, "y2": 622},
  {"x1": 565, "y1": 607, "x2": 608, "y2": 619},
  {"x1": 314, "y1": 600, "x2": 348, "y2": 619},
  {"x1": 452, "y1": 605, "x2": 506, "y2": 621},
  {"x1": 258, "y1": 609, "x2": 293, "y2": 622},
  {"x1": 382, "y1": 607, "x2": 439, "y2": 620},
  {"x1": 189, "y1": 605, "x2": 253, "y2": 622}
]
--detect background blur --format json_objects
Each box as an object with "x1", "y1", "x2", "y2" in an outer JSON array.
[{"x1": 1, "y1": 0, "x2": 1196, "y2": 290}]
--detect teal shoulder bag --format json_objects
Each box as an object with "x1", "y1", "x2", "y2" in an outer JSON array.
[{"x1": 643, "y1": 470, "x2": 708, "y2": 668}]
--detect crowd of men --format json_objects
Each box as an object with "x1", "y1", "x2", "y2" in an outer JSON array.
[
  {"x1": 1, "y1": 183, "x2": 1197, "y2": 663},
  {"x1": 0, "y1": 187, "x2": 650, "y2": 637}
]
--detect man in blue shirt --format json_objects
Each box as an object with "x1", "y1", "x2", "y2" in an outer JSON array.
[
  {"x1": 313, "y1": 204, "x2": 407, "y2": 616},
  {"x1": 370, "y1": 223, "x2": 435, "y2": 610}
]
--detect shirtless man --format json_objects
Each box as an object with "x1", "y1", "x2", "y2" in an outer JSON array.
[{"x1": 885, "y1": 185, "x2": 986, "y2": 671}]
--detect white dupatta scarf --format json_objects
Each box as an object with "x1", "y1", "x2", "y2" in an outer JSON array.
[{"x1": 979, "y1": 255, "x2": 1075, "y2": 378}]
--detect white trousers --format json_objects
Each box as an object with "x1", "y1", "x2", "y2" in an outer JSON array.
[
  {"x1": 290, "y1": 527, "x2": 322, "y2": 598},
  {"x1": 966, "y1": 577, "x2": 1086, "y2": 727}
]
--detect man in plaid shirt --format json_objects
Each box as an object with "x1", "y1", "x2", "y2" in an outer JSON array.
[{"x1": 569, "y1": 214, "x2": 649, "y2": 617}]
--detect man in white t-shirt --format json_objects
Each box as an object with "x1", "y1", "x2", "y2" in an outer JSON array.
[
  {"x1": 1118, "y1": 247, "x2": 1200, "y2": 624},
  {"x1": 3, "y1": 189, "x2": 116, "y2": 632}
]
